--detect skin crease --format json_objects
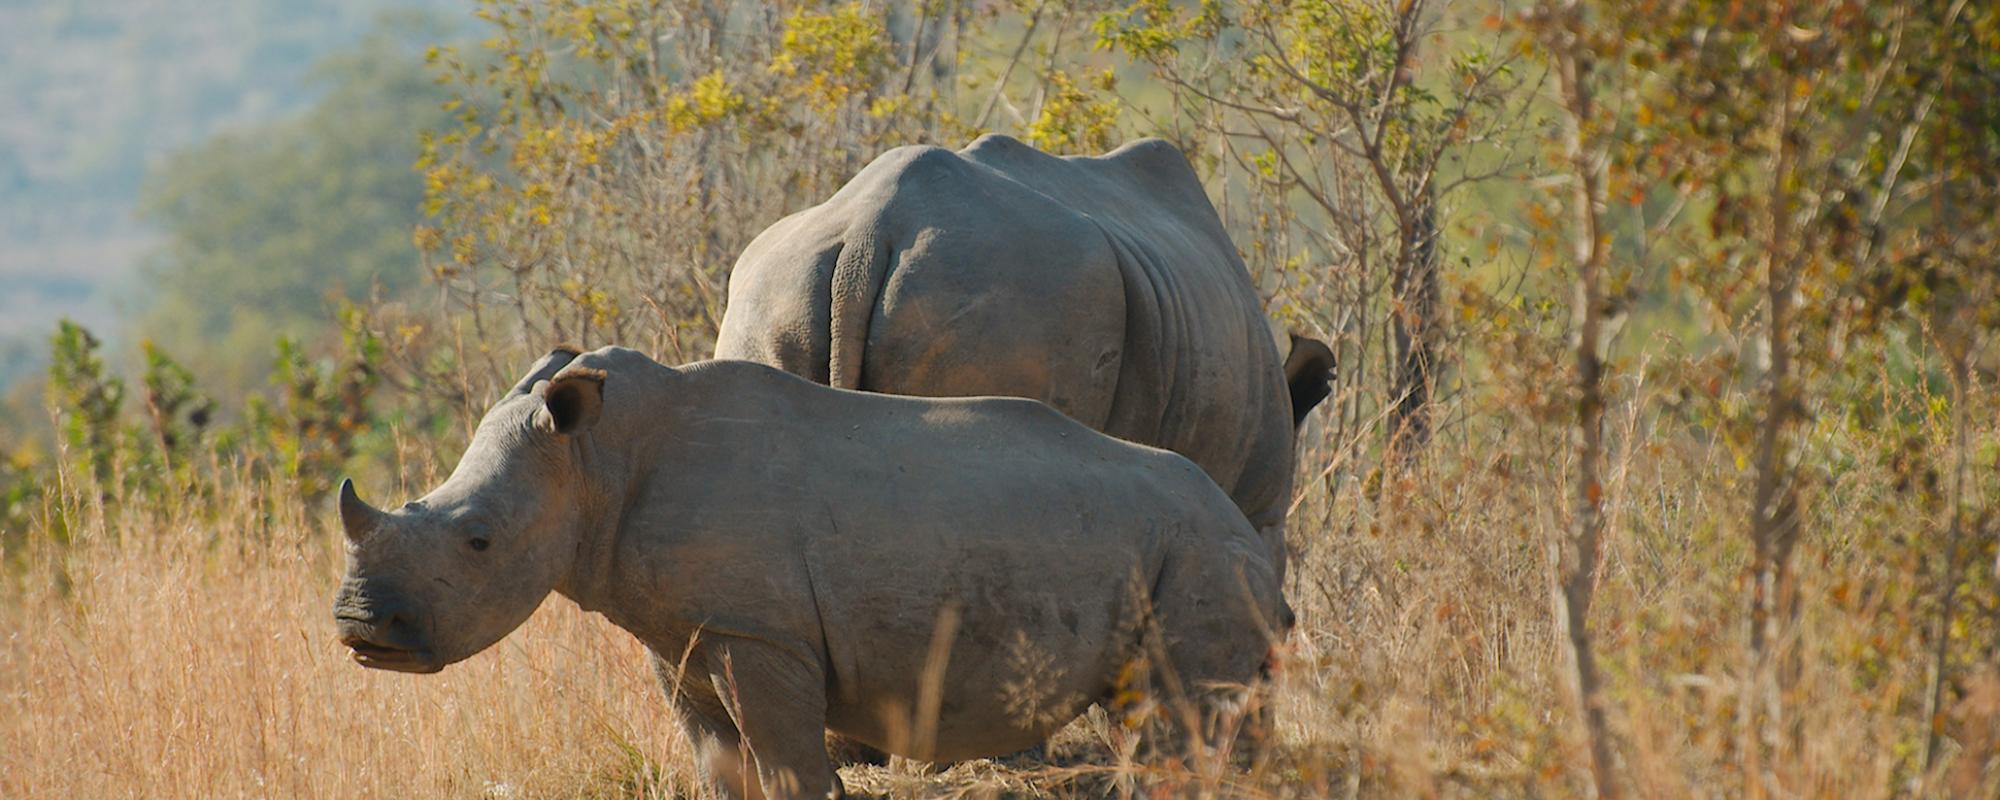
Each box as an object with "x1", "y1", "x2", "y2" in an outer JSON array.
[
  {"x1": 333, "y1": 347, "x2": 1289, "y2": 800},
  {"x1": 714, "y1": 134, "x2": 1334, "y2": 583}
]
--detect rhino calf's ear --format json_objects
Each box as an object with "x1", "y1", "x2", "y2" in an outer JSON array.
[{"x1": 534, "y1": 368, "x2": 606, "y2": 435}]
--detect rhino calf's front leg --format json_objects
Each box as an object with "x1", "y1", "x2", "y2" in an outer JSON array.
[{"x1": 670, "y1": 638, "x2": 843, "y2": 800}]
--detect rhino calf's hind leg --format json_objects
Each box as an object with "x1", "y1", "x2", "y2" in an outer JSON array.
[
  {"x1": 653, "y1": 642, "x2": 842, "y2": 800},
  {"x1": 1143, "y1": 550, "x2": 1286, "y2": 757},
  {"x1": 690, "y1": 639, "x2": 843, "y2": 800},
  {"x1": 676, "y1": 704, "x2": 757, "y2": 800}
]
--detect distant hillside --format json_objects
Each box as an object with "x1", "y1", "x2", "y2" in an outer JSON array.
[{"x1": 0, "y1": 0, "x2": 461, "y2": 389}]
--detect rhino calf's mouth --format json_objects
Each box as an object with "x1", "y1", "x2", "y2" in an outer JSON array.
[{"x1": 338, "y1": 634, "x2": 440, "y2": 673}]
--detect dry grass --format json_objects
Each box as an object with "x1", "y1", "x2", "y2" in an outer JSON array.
[
  {"x1": 3, "y1": 384, "x2": 1996, "y2": 798},
  {"x1": 0, "y1": 493, "x2": 694, "y2": 799}
]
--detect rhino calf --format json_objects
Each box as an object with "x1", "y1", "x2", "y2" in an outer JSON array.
[{"x1": 332, "y1": 346, "x2": 1288, "y2": 799}]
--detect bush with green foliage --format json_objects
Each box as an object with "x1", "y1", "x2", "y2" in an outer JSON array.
[{"x1": 137, "y1": 17, "x2": 455, "y2": 393}]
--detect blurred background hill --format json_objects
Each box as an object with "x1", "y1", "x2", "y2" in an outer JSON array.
[{"x1": 0, "y1": 0, "x2": 457, "y2": 396}]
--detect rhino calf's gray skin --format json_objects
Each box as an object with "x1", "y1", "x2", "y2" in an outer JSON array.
[{"x1": 333, "y1": 346, "x2": 1289, "y2": 800}]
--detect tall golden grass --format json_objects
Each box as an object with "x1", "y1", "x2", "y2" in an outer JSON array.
[
  {"x1": 0, "y1": 481, "x2": 692, "y2": 799},
  {"x1": 3, "y1": 377, "x2": 1995, "y2": 798}
]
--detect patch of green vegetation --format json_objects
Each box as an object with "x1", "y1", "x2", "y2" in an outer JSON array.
[{"x1": 136, "y1": 16, "x2": 454, "y2": 393}]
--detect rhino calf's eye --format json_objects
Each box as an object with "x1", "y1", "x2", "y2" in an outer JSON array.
[{"x1": 468, "y1": 537, "x2": 491, "y2": 552}]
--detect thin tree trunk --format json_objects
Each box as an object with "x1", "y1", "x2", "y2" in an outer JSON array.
[
  {"x1": 973, "y1": 0, "x2": 1045, "y2": 130},
  {"x1": 1389, "y1": 186, "x2": 1439, "y2": 455},
  {"x1": 1744, "y1": 97, "x2": 1804, "y2": 800},
  {"x1": 1921, "y1": 353, "x2": 1974, "y2": 787},
  {"x1": 1551, "y1": 36, "x2": 1622, "y2": 800}
]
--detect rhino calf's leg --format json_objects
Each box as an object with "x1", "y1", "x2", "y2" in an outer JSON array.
[
  {"x1": 676, "y1": 703, "x2": 757, "y2": 800},
  {"x1": 655, "y1": 653, "x2": 758, "y2": 799},
  {"x1": 683, "y1": 639, "x2": 843, "y2": 800},
  {"x1": 1141, "y1": 550, "x2": 1286, "y2": 757}
]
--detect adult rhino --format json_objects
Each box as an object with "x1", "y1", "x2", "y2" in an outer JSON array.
[
  {"x1": 333, "y1": 346, "x2": 1288, "y2": 800},
  {"x1": 716, "y1": 135, "x2": 1334, "y2": 577}
]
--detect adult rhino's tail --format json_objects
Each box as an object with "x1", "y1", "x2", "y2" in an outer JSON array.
[
  {"x1": 1284, "y1": 333, "x2": 1336, "y2": 427},
  {"x1": 827, "y1": 231, "x2": 891, "y2": 390}
]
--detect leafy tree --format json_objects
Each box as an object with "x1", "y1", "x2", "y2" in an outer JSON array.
[
  {"x1": 137, "y1": 14, "x2": 454, "y2": 393},
  {"x1": 1516, "y1": 0, "x2": 2000, "y2": 792},
  {"x1": 1098, "y1": 0, "x2": 1527, "y2": 456},
  {"x1": 138, "y1": 338, "x2": 214, "y2": 488},
  {"x1": 0, "y1": 439, "x2": 41, "y2": 554},
  {"x1": 46, "y1": 320, "x2": 126, "y2": 491},
  {"x1": 409, "y1": 0, "x2": 1135, "y2": 399},
  {"x1": 243, "y1": 311, "x2": 384, "y2": 512}
]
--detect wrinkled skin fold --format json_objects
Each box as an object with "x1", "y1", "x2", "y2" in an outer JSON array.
[{"x1": 332, "y1": 347, "x2": 1290, "y2": 800}]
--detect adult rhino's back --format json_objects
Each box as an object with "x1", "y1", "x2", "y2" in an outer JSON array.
[
  {"x1": 717, "y1": 141, "x2": 1130, "y2": 421},
  {"x1": 715, "y1": 135, "x2": 1296, "y2": 565}
]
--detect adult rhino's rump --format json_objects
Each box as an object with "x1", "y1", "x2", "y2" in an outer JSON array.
[{"x1": 716, "y1": 134, "x2": 1318, "y2": 572}]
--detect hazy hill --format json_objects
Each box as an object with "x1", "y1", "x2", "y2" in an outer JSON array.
[{"x1": 0, "y1": 0, "x2": 459, "y2": 389}]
